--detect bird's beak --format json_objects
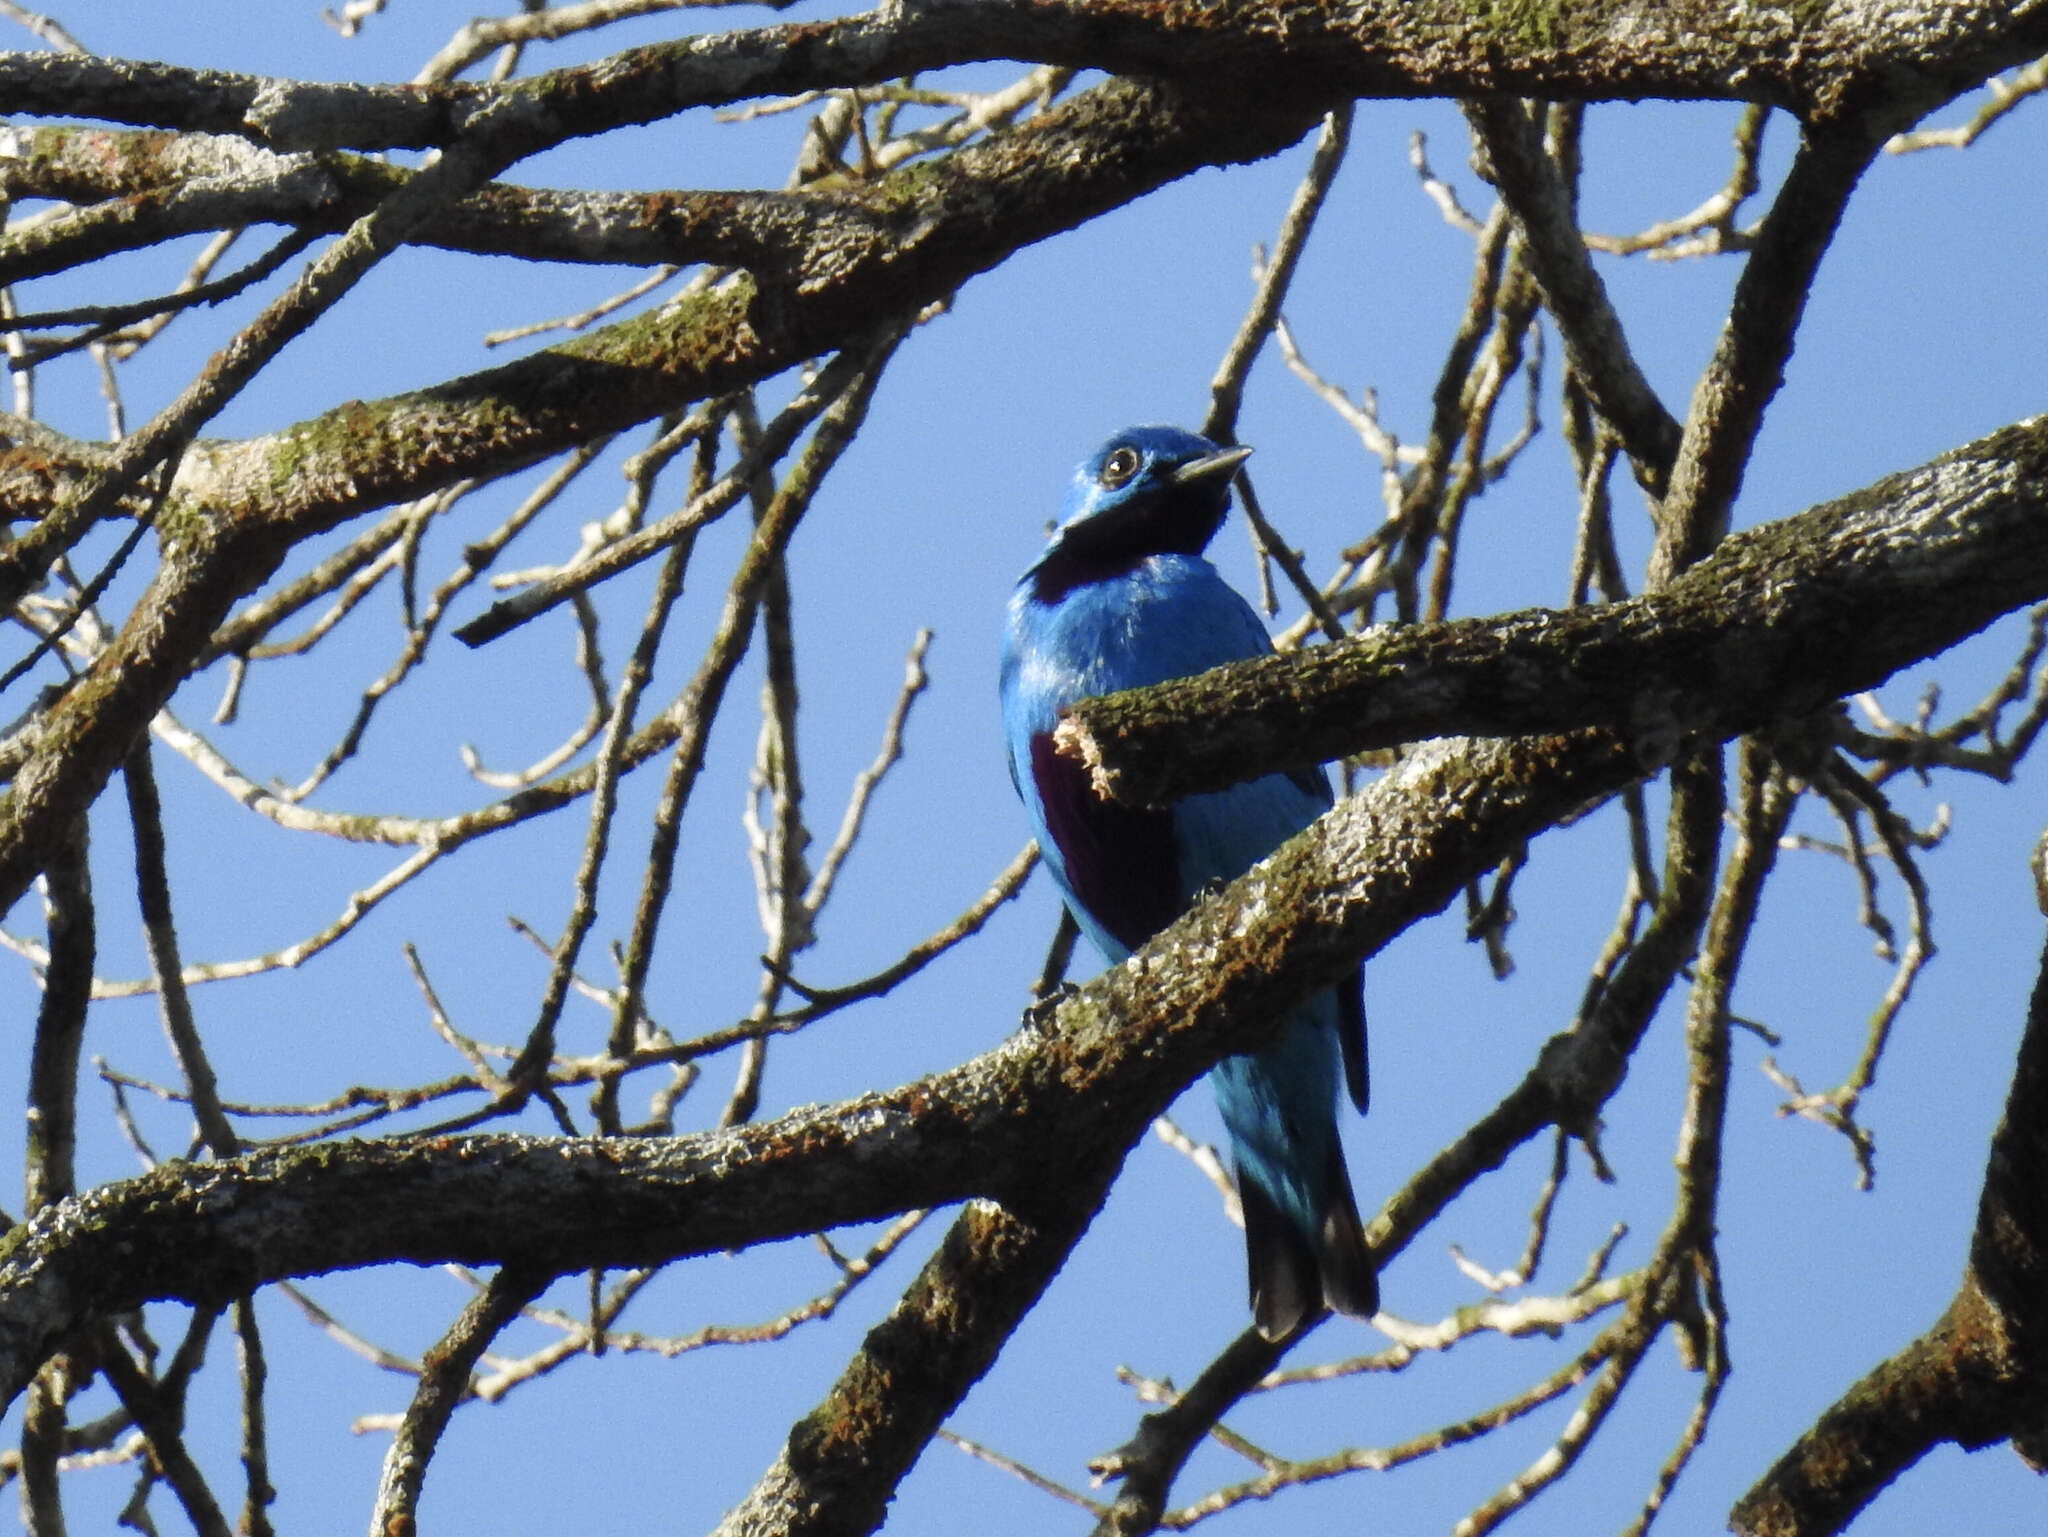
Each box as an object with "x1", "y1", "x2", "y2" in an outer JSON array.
[{"x1": 1169, "y1": 445, "x2": 1253, "y2": 488}]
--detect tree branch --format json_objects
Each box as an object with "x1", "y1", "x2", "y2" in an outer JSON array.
[
  {"x1": 0, "y1": 719, "x2": 1644, "y2": 1412},
  {"x1": 0, "y1": 74, "x2": 1323, "y2": 920},
  {"x1": 1466, "y1": 97, "x2": 1681, "y2": 491},
  {"x1": 1057, "y1": 415, "x2": 2048, "y2": 805},
  {"x1": 714, "y1": 1192, "x2": 1115, "y2": 1537},
  {"x1": 1650, "y1": 121, "x2": 1885, "y2": 584},
  {"x1": 1, "y1": 2, "x2": 2039, "y2": 150}
]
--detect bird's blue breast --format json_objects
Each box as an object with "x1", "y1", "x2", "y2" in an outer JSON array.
[
  {"x1": 1001, "y1": 554, "x2": 1331, "y2": 955},
  {"x1": 1004, "y1": 554, "x2": 1270, "y2": 722}
]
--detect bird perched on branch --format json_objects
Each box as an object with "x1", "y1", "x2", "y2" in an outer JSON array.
[{"x1": 999, "y1": 424, "x2": 1376, "y2": 1340}]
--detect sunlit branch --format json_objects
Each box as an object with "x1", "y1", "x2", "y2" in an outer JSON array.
[
  {"x1": 800, "y1": 628, "x2": 932, "y2": 918},
  {"x1": 1563, "y1": 382, "x2": 1628, "y2": 606},
  {"x1": 0, "y1": 87, "x2": 554, "y2": 628},
  {"x1": 1477, "y1": 314, "x2": 1544, "y2": 488},
  {"x1": 0, "y1": 1, "x2": 83, "y2": 53},
  {"x1": 1455, "y1": 1287, "x2": 1665, "y2": 1537},
  {"x1": 1763, "y1": 752, "x2": 1937, "y2": 1187},
  {"x1": 414, "y1": 0, "x2": 805, "y2": 86},
  {"x1": 92, "y1": 1058, "x2": 485, "y2": 1147},
  {"x1": 1450, "y1": 1126, "x2": 1566, "y2": 1291},
  {"x1": 482, "y1": 264, "x2": 683, "y2": 348},
  {"x1": 491, "y1": 466, "x2": 700, "y2": 1125},
  {"x1": 1266, "y1": 313, "x2": 1414, "y2": 648},
  {"x1": 859, "y1": 66, "x2": 1076, "y2": 173},
  {"x1": 279, "y1": 475, "x2": 528, "y2": 800},
  {"x1": 1842, "y1": 604, "x2": 2048, "y2": 785},
  {"x1": 672, "y1": 844, "x2": 1038, "y2": 1064},
  {"x1": 277, "y1": 1281, "x2": 418, "y2": 1378},
  {"x1": 202, "y1": 500, "x2": 418, "y2": 666},
  {"x1": 1409, "y1": 128, "x2": 1486, "y2": 234},
  {"x1": 1151, "y1": 1114, "x2": 1240, "y2": 1226},
  {"x1": 593, "y1": 421, "x2": 723, "y2": 1131},
  {"x1": 1424, "y1": 251, "x2": 1539, "y2": 623},
  {"x1": 402, "y1": 945, "x2": 511, "y2": 1103},
  {"x1": 1156, "y1": 1331, "x2": 1618, "y2": 1531},
  {"x1": 486, "y1": 1208, "x2": 930, "y2": 1389},
  {"x1": 1622, "y1": 1251, "x2": 1728, "y2": 1537}
]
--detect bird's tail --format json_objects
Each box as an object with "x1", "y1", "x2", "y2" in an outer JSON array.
[{"x1": 1239, "y1": 1142, "x2": 1378, "y2": 1342}]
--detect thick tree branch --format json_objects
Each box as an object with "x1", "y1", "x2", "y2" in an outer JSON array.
[
  {"x1": 1057, "y1": 415, "x2": 2048, "y2": 806},
  {"x1": 0, "y1": 1, "x2": 2040, "y2": 151},
  {"x1": 0, "y1": 76, "x2": 1317, "y2": 541},
  {"x1": 1730, "y1": 829, "x2": 2048, "y2": 1535},
  {"x1": 0, "y1": 723, "x2": 1643, "y2": 1413}
]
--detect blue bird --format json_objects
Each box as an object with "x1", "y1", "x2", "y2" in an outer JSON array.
[{"x1": 1000, "y1": 424, "x2": 1376, "y2": 1340}]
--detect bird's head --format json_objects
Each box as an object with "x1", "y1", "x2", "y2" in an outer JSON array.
[{"x1": 1029, "y1": 426, "x2": 1252, "y2": 601}]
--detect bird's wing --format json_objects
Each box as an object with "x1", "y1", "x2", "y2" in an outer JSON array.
[
  {"x1": 1175, "y1": 757, "x2": 1368, "y2": 1114},
  {"x1": 1339, "y1": 969, "x2": 1368, "y2": 1115},
  {"x1": 1297, "y1": 763, "x2": 1369, "y2": 1116}
]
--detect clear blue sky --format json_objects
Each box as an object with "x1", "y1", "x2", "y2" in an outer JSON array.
[{"x1": 5, "y1": 6, "x2": 2046, "y2": 1534}]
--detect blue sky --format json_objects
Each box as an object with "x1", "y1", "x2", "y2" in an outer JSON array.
[{"x1": 5, "y1": 6, "x2": 2047, "y2": 1534}]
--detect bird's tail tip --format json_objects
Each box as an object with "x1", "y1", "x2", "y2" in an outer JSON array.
[
  {"x1": 1242, "y1": 1148, "x2": 1379, "y2": 1341},
  {"x1": 1318, "y1": 1193, "x2": 1379, "y2": 1323}
]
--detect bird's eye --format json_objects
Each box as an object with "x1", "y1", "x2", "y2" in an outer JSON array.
[{"x1": 1099, "y1": 448, "x2": 1142, "y2": 488}]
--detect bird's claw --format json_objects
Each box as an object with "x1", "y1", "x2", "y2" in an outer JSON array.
[{"x1": 1023, "y1": 981, "x2": 1080, "y2": 1033}]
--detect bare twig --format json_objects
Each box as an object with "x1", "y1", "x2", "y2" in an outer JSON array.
[
  {"x1": 1206, "y1": 106, "x2": 1351, "y2": 443},
  {"x1": 1888, "y1": 57, "x2": 2048, "y2": 152}
]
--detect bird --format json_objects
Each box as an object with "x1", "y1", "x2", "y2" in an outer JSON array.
[{"x1": 999, "y1": 423, "x2": 1376, "y2": 1340}]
